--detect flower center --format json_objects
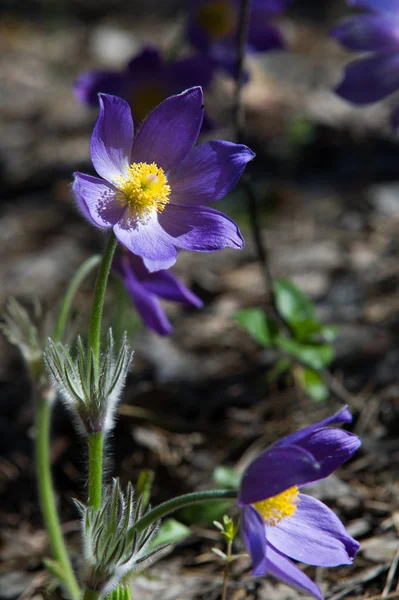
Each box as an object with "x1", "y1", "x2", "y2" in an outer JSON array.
[
  {"x1": 131, "y1": 83, "x2": 167, "y2": 122},
  {"x1": 197, "y1": 1, "x2": 238, "y2": 38},
  {"x1": 253, "y1": 486, "x2": 299, "y2": 526},
  {"x1": 114, "y1": 162, "x2": 171, "y2": 219}
]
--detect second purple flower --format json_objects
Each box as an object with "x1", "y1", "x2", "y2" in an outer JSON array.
[{"x1": 238, "y1": 406, "x2": 361, "y2": 598}]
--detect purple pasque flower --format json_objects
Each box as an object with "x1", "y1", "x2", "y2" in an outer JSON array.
[
  {"x1": 238, "y1": 406, "x2": 360, "y2": 599},
  {"x1": 332, "y1": 0, "x2": 399, "y2": 129},
  {"x1": 74, "y1": 47, "x2": 215, "y2": 126},
  {"x1": 73, "y1": 87, "x2": 254, "y2": 272},
  {"x1": 188, "y1": 0, "x2": 289, "y2": 75},
  {"x1": 113, "y1": 251, "x2": 203, "y2": 336}
]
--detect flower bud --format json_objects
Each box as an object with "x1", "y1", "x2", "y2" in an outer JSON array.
[
  {"x1": 76, "y1": 479, "x2": 168, "y2": 597},
  {"x1": 44, "y1": 329, "x2": 133, "y2": 434},
  {"x1": 1, "y1": 298, "x2": 45, "y2": 382}
]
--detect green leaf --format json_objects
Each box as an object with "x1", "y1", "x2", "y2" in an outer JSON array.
[
  {"x1": 274, "y1": 280, "x2": 315, "y2": 324},
  {"x1": 233, "y1": 308, "x2": 277, "y2": 347},
  {"x1": 150, "y1": 519, "x2": 191, "y2": 549},
  {"x1": 179, "y1": 501, "x2": 231, "y2": 525},
  {"x1": 212, "y1": 466, "x2": 240, "y2": 489},
  {"x1": 296, "y1": 367, "x2": 329, "y2": 402},
  {"x1": 135, "y1": 469, "x2": 155, "y2": 510},
  {"x1": 277, "y1": 336, "x2": 334, "y2": 370}
]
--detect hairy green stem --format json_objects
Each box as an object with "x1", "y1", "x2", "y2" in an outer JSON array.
[
  {"x1": 86, "y1": 232, "x2": 117, "y2": 511},
  {"x1": 54, "y1": 255, "x2": 101, "y2": 343},
  {"x1": 133, "y1": 490, "x2": 237, "y2": 535},
  {"x1": 87, "y1": 432, "x2": 104, "y2": 511},
  {"x1": 35, "y1": 391, "x2": 81, "y2": 600},
  {"x1": 87, "y1": 232, "x2": 118, "y2": 382}
]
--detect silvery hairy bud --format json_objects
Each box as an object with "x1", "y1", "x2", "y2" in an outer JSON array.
[
  {"x1": 1, "y1": 298, "x2": 46, "y2": 383},
  {"x1": 44, "y1": 329, "x2": 133, "y2": 434},
  {"x1": 75, "y1": 479, "x2": 168, "y2": 597}
]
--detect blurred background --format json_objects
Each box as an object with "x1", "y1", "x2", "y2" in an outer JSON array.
[{"x1": 1, "y1": 1, "x2": 399, "y2": 599}]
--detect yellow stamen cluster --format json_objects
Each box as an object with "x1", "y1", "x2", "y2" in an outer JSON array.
[
  {"x1": 115, "y1": 162, "x2": 171, "y2": 219},
  {"x1": 197, "y1": 1, "x2": 238, "y2": 38},
  {"x1": 253, "y1": 486, "x2": 299, "y2": 526}
]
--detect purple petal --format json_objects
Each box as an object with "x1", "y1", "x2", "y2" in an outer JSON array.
[
  {"x1": 252, "y1": 0, "x2": 291, "y2": 16},
  {"x1": 238, "y1": 445, "x2": 321, "y2": 506},
  {"x1": 141, "y1": 270, "x2": 203, "y2": 307},
  {"x1": 248, "y1": 22, "x2": 284, "y2": 52},
  {"x1": 273, "y1": 406, "x2": 353, "y2": 449},
  {"x1": 126, "y1": 46, "x2": 163, "y2": 77},
  {"x1": 158, "y1": 205, "x2": 244, "y2": 252},
  {"x1": 347, "y1": 0, "x2": 399, "y2": 15},
  {"x1": 113, "y1": 212, "x2": 177, "y2": 272},
  {"x1": 295, "y1": 428, "x2": 360, "y2": 483},
  {"x1": 74, "y1": 71, "x2": 127, "y2": 107},
  {"x1": 90, "y1": 94, "x2": 134, "y2": 182},
  {"x1": 242, "y1": 506, "x2": 268, "y2": 576},
  {"x1": 166, "y1": 55, "x2": 215, "y2": 92},
  {"x1": 335, "y1": 53, "x2": 399, "y2": 104},
  {"x1": 130, "y1": 87, "x2": 204, "y2": 174},
  {"x1": 120, "y1": 262, "x2": 172, "y2": 335},
  {"x1": 72, "y1": 172, "x2": 125, "y2": 229},
  {"x1": 169, "y1": 141, "x2": 254, "y2": 206},
  {"x1": 267, "y1": 494, "x2": 359, "y2": 567},
  {"x1": 266, "y1": 543, "x2": 323, "y2": 600},
  {"x1": 331, "y1": 16, "x2": 399, "y2": 52}
]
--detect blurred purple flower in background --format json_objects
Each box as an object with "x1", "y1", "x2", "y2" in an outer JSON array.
[
  {"x1": 238, "y1": 406, "x2": 360, "y2": 598},
  {"x1": 113, "y1": 252, "x2": 203, "y2": 336},
  {"x1": 187, "y1": 0, "x2": 289, "y2": 75},
  {"x1": 332, "y1": 0, "x2": 399, "y2": 129},
  {"x1": 74, "y1": 46, "x2": 215, "y2": 126},
  {"x1": 73, "y1": 88, "x2": 254, "y2": 272}
]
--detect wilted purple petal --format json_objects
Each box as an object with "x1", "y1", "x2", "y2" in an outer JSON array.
[
  {"x1": 295, "y1": 428, "x2": 361, "y2": 483},
  {"x1": 238, "y1": 445, "x2": 321, "y2": 506},
  {"x1": 266, "y1": 494, "x2": 359, "y2": 567},
  {"x1": 347, "y1": 0, "x2": 399, "y2": 15},
  {"x1": 248, "y1": 21, "x2": 284, "y2": 52},
  {"x1": 73, "y1": 172, "x2": 125, "y2": 229},
  {"x1": 242, "y1": 506, "x2": 268, "y2": 576},
  {"x1": 141, "y1": 270, "x2": 203, "y2": 307},
  {"x1": 121, "y1": 265, "x2": 173, "y2": 336},
  {"x1": 331, "y1": 16, "x2": 399, "y2": 52},
  {"x1": 273, "y1": 405, "x2": 353, "y2": 449},
  {"x1": 74, "y1": 71, "x2": 127, "y2": 107},
  {"x1": 266, "y1": 543, "x2": 323, "y2": 600},
  {"x1": 113, "y1": 212, "x2": 177, "y2": 272},
  {"x1": 130, "y1": 87, "x2": 204, "y2": 173},
  {"x1": 169, "y1": 141, "x2": 254, "y2": 206},
  {"x1": 90, "y1": 94, "x2": 133, "y2": 182},
  {"x1": 335, "y1": 53, "x2": 399, "y2": 104},
  {"x1": 159, "y1": 205, "x2": 244, "y2": 252}
]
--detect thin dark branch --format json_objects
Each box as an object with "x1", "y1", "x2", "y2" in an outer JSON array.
[
  {"x1": 232, "y1": 0, "x2": 289, "y2": 332},
  {"x1": 233, "y1": 0, "x2": 252, "y2": 143},
  {"x1": 232, "y1": 0, "x2": 354, "y2": 408}
]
